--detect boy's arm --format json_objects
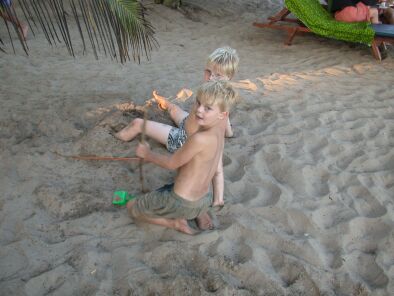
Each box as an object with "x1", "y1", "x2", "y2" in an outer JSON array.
[
  {"x1": 212, "y1": 153, "x2": 224, "y2": 205},
  {"x1": 153, "y1": 90, "x2": 188, "y2": 126},
  {"x1": 136, "y1": 134, "x2": 204, "y2": 170}
]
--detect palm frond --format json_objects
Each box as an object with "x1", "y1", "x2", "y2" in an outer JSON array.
[{"x1": 0, "y1": 0, "x2": 158, "y2": 63}]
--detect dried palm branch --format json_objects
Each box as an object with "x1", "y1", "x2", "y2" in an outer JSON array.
[{"x1": 0, "y1": 0, "x2": 158, "y2": 63}]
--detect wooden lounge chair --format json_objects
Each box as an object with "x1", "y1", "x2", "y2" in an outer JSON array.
[{"x1": 253, "y1": 0, "x2": 394, "y2": 61}]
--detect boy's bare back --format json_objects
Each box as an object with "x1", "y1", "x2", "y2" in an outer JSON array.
[{"x1": 174, "y1": 120, "x2": 226, "y2": 201}]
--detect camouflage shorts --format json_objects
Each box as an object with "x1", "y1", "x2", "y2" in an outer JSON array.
[{"x1": 131, "y1": 184, "x2": 212, "y2": 220}]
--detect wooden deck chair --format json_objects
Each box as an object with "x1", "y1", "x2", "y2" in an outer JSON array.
[{"x1": 253, "y1": 0, "x2": 394, "y2": 61}]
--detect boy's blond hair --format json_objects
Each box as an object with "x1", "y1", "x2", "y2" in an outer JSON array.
[
  {"x1": 197, "y1": 80, "x2": 238, "y2": 113},
  {"x1": 206, "y1": 46, "x2": 239, "y2": 79}
]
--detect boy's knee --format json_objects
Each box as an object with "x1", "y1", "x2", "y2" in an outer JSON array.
[{"x1": 132, "y1": 118, "x2": 143, "y2": 129}]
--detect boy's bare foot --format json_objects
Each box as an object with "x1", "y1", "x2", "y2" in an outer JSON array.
[
  {"x1": 175, "y1": 219, "x2": 199, "y2": 235},
  {"x1": 113, "y1": 129, "x2": 129, "y2": 141},
  {"x1": 196, "y1": 212, "x2": 214, "y2": 230},
  {"x1": 113, "y1": 123, "x2": 136, "y2": 142},
  {"x1": 152, "y1": 90, "x2": 169, "y2": 111}
]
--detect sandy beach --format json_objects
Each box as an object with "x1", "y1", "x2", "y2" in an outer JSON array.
[{"x1": 1, "y1": 0, "x2": 394, "y2": 295}]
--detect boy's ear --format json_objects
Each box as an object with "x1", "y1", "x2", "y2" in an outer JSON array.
[{"x1": 218, "y1": 111, "x2": 229, "y2": 120}]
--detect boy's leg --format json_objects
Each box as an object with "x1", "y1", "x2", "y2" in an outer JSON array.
[
  {"x1": 114, "y1": 118, "x2": 172, "y2": 145},
  {"x1": 169, "y1": 106, "x2": 189, "y2": 127},
  {"x1": 127, "y1": 200, "x2": 198, "y2": 235}
]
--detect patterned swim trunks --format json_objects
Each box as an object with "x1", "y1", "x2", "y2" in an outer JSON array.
[
  {"x1": 167, "y1": 116, "x2": 188, "y2": 153},
  {"x1": 130, "y1": 184, "x2": 213, "y2": 220}
]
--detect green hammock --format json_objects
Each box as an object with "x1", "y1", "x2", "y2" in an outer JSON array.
[{"x1": 285, "y1": 0, "x2": 375, "y2": 45}]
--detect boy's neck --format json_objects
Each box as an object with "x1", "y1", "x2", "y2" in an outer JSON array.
[{"x1": 198, "y1": 116, "x2": 227, "y2": 131}]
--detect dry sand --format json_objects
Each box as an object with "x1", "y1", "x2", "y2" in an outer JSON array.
[{"x1": 1, "y1": 1, "x2": 394, "y2": 295}]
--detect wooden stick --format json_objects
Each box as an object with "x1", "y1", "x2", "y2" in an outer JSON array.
[
  {"x1": 70, "y1": 155, "x2": 140, "y2": 161},
  {"x1": 139, "y1": 106, "x2": 148, "y2": 193},
  {"x1": 53, "y1": 151, "x2": 140, "y2": 162}
]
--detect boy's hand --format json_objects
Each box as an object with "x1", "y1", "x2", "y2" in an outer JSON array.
[{"x1": 136, "y1": 142, "x2": 151, "y2": 159}]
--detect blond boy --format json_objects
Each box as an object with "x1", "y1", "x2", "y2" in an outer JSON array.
[
  {"x1": 116, "y1": 46, "x2": 239, "y2": 208},
  {"x1": 127, "y1": 81, "x2": 238, "y2": 234}
]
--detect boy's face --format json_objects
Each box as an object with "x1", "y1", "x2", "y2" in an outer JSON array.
[
  {"x1": 194, "y1": 97, "x2": 227, "y2": 128},
  {"x1": 204, "y1": 65, "x2": 230, "y2": 82}
]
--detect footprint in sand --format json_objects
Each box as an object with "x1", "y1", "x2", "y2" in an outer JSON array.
[
  {"x1": 205, "y1": 271, "x2": 227, "y2": 292},
  {"x1": 334, "y1": 149, "x2": 365, "y2": 171},
  {"x1": 225, "y1": 156, "x2": 248, "y2": 183},
  {"x1": 271, "y1": 256, "x2": 320, "y2": 295},
  {"x1": 302, "y1": 165, "x2": 329, "y2": 198},
  {"x1": 345, "y1": 251, "x2": 388, "y2": 288},
  {"x1": 331, "y1": 129, "x2": 364, "y2": 143},
  {"x1": 345, "y1": 217, "x2": 391, "y2": 250},
  {"x1": 347, "y1": 185, "x2": 386, "y2": 218},
  {"x1": 263, "y1": 153, "x2": 306, "y2": 196},
  {"x1": 311, "y1": 205, "x2": 356, "y2": 229},
  {"x1": 226, "y1": 182, "x2": 259, "y2": 204},
  {"x1": 303, "y1": 134, "x2": 328, "y2": 160},
  {"x1": 245, "y1": 181, "x2": 281, "y2": 207},
  {"x1": 215, "y1": 237, "x2": 254, "y2": 266},
  {"x1": 222, "y1": 153, "x2": 232, "y2": 167},
  {"x1": 0, "y1": 244, "x2": 28, "y2": 280}
]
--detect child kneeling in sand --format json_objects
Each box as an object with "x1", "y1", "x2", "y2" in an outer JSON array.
[
  {"x1": 116, "y1": 46, "x2": 239, "y2": 208},
  {"x1": 127, "y1": 80, "x2": 238, "y2": 234}
]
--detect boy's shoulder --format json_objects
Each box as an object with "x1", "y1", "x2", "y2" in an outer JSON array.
[{"x1": 191, "y1": 126, "x2": 221, "y2": 146}]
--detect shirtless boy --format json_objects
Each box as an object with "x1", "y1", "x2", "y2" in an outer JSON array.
[
  {"x1": 127, "y1": 80, "x2": 238, "y2": 234},
  {"x1": 116, "y1": 46, "x2": 239, "y2": 208}
]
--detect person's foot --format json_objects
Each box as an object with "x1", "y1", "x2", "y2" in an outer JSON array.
[
  {"x1": 112, "y1": 123, "x2": 136, "y2": 141},
  {"x1": 113, "y1": 129, "x2": 129, "y2": 141},
  {"x1": 196, "y1": 212, "x2": 214, "y2": 230},
  {"x1": 175, "y1": 219, "x2": 199, "y2": 235},
  {"x1": 153, "y1": 90, "x2": 169, "y2": 111}
]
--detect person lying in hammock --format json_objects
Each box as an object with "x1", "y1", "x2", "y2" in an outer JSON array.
[{"x1": 330, "y1": 0, "x2": 394, "y2": 24}]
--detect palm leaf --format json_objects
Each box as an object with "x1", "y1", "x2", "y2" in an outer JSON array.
[{"x1": 0, "y1": 0, "x2": 158, "y2": 63}]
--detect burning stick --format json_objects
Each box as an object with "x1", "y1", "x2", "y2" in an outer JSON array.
[{"x1": 152, "y1": 88, "x2": 193, "y2": 111}]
